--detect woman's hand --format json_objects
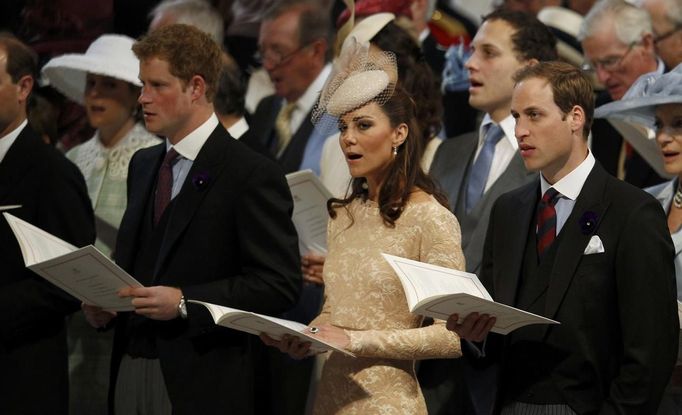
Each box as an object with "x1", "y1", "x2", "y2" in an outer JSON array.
[
  {"x1": 260, "y1": 324, "x2": 351, "y2": 358},
  {"x1": 313, "y1": 324, "x2": 350, "y2": 349},
  {"x1": 82, "y1": 303, "x2": 117, "y2": 329},
  {"x1": 260, "y1": 333, "x2": 312, "y2": 359},
  {"x1": 301, "y1": 252, "x2": 326, "y2": 285}
]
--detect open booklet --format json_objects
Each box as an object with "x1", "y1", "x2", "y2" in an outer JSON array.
[
  {"x1": 3, "y1": 212, "x2": 142, "y2": 311},
  {"x1": 382, "y1": 253, "x2": 559, "y2": 335},
  {"x1": 190, "y1": 300, "x2": 354, "y2": 356},
  {"x1": 285, "y1": 169, "x2": 333, "y2": 255}
]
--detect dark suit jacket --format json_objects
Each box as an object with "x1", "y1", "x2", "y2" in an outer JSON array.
[
  {"x1": 111, "y1": 124, "x2": 301, "y2": 414},
  {"x1": 249, "y1": 94, "x2": 315, "y2": 173},
  {"x1": 430, "y1": 131, "x2": 536, "y2": 275},
  {"x1": 0, "y1": 125, "x2": 95, "y2": 414},
  {"x1": 479, "y1": 162, "x2": 678, "y2": 414}
]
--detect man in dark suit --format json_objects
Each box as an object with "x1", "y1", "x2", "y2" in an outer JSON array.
[
  {"x1": 251, "y1": 0, "x2": 333, "y2": 175},
  {"x1": 83, "y1": 24, "x2": 301, "y2": 415},
  {"x1": 423, "y1": 11, "x2": 555, "y2": 414},
  {"x1": 0, "y1": 34, "x2": 95, "y2": 414},
  {"x1": 449, "y1": 61, "x2": 678, "y2": 414}
]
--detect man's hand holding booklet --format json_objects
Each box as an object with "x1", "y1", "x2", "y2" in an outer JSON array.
[{"x1": 382, "y1": 253, "x2": 559, "y2": 335}]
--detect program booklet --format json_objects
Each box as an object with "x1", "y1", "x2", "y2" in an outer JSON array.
[
  {"x1": 190, "y1": 300, "x2": 354, "y2": 356},
  {"x1": 285, "y1": 169, "x2": 333, "y2": 255},
  {"x1": 3, "y1": 212, "x2": 142, "y2": 311},
  {"x1": 382, "y1": 253, "x2": 559, "y2": 335}
]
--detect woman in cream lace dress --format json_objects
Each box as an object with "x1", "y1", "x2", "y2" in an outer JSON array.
[{"x1": 263, "y1": 41, "x2": 464, "y2": 414}]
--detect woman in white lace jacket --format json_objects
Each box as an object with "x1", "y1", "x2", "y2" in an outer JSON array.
[
  {"x1": 43, "y1": 34, "x2": 160, "y2": 257},
  {"x1": 41, "y1": 34, "x2": 159, "y2": 415}
]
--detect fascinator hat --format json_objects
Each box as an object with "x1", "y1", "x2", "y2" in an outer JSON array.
[
  {"x1": 313, "y1": 38, "x2": 398, "y2": 126},
  {"x1": 41, "y1": 34, "x2": 141, "y2": 105},
  {"x1": 594, "y1": 64, "x2": 682, "y2": 127}
]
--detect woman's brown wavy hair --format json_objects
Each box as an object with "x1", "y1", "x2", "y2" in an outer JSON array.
[{"x1": 327, "y1": 85, "x2": 449, "y2": 228}]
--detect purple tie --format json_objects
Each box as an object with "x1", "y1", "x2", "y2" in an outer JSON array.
[{"x1": 154, "y1": 148, "x2": 179, "y2": 225}]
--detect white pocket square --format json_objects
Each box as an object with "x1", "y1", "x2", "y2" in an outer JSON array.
[{"x1": 583, "y1": 235, "x2": 605, "y2": 255}]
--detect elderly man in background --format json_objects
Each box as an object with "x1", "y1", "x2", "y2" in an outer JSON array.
[
  {"x1": 578, "y1": 0, "x2": 667, "y2": 188},
  {"x1": 250, "y1": 0, "x2": 335, "y2": 176}
]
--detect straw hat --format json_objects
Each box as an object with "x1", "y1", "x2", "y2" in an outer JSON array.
[
  {"x1": 42, "y1": 34, "x2": 141, "y2": 105},
  {"x1": 314, "y1": 39, "x2": 397, "y2": 122},
  {"x1": 340, "y1": 12, "x2": 395, "y2": 53},
  {"x1": 594, "y1": 64, "x2": 682, "y2": 127}
]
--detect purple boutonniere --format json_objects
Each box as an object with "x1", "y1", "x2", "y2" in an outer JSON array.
[
  {"x1": 192, "y1": 171, "x2": 210, "y2": 190},
  {"x1": 579, "y1": 211, "x2": 599, "y2": 235}
]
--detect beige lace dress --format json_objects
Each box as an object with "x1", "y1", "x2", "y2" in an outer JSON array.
[{"x1": 311, "y1": 195, "x2": 465, "y2": 414}]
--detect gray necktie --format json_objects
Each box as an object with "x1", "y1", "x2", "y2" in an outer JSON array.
[{"x1": 466, "y1": 124, "x2": 504, "y2": 213}]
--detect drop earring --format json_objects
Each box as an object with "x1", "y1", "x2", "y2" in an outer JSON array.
[{"x1": 392, "y1": 146, "x2": 398, "y2": 156}]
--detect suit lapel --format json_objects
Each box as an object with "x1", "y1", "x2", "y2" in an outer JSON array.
[
  {"x1": 0, "y1": 127, "x2": 37, "y2": 204},
  {"x1": 114, "y1": 143, "x2": 165, "y2": 269},
  {"x1": 153, "y1": 127, "x2": 229, "y2": 277},
  {"x1": 278, "y1": 106, "x2": 315, "y2": 173},
  {"x1": 433, "y1": 133, "x2": 477, "y2": 216},
  {"x1": 497, "y1": 182, "x2": 539, "y2": 307},
  {"x1": 543, "y1": 165, "x2": 610, "y2": 329}
]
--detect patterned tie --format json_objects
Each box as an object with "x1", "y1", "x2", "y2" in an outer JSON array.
[
  {"x1": 154, "y1": 148, "x2": 179, "y2": 225},
  {"x1": 536, "y1": 187, "x2": 561, "y2": 259},
  {"x1": 275, "y1": 101, "x2": 297, "y2": 157},
  {"x1": 466, "y1": 124, "x2": 504, "y2": 212}
]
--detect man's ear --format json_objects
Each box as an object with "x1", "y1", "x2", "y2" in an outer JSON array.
[
  {"x1": 640, "y1": 32, "x2": 656, "y2": 55},
  {"x1": 524, "y1": 58, "x2": 540, "y2": 67},
  {"x1": 188, "y1": 75, "x2": 207, "y2": 101},
  {"x1": 16, "y1": 75, "x2": 33, "y2": 104},
  {"x1": 569, "y1": 105, "x2": 586, "y2": 134},
  {"x1": 392, "y1": 123, "x2": 408, "y2": 147},
  {"x1": 310, "y1": 38, "x2": 328, "y2": 60}
]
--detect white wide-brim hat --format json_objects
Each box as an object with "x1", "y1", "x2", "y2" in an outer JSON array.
[
  {"x1": 41, "y1": 34, "x2": 141, "y2": 105},
  {"x1": 595, "y1": 64, "x2": 682, "y2": 127},
  {"x1": 537, "y1": 7, "x2": 585, "y2": 67}
]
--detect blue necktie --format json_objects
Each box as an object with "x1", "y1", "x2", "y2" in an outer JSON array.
[{"x1": 466, "y1": 124, "x2": 504, "y2": 213}]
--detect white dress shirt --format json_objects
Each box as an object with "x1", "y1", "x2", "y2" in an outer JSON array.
[
  {"x1": 472, "y1": 114, "x2": 518, "y2": 193},
  {"x1": 227, "y1": 117, "x2": 249, "y2": 140},
  {"x1": 167, "y1": 113, "x2": 219, "y2": 199},
  {"x1": 0, "y1": 119, "x2": 27, "y2": 164},
  {"x1": 539, "y1": 150, "x2": 595, "y2": 235},
  {"x1": 285, "y1": 64, "x2": 332, "y2": 134}
]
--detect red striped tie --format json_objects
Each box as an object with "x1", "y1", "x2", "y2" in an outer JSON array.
[{"x1": 536, "y1": 188, "x2": 561, "y2": 259}]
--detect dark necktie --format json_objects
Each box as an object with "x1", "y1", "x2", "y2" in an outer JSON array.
[
  {"x1": 154, "y1": 148, "x2": 179, "y2": 225},
  {"x1": 536, "y1": 187, "x2": 561, "y2": 259},
  {"x1": 466, "y1": 124, "x2": 504, "y2": 213}
]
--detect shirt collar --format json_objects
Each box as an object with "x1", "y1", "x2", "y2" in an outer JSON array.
[
  {"x1": 655, "y1": 58, "x2": 666, "y2": 75},
  {"x1": 480, "y1": 113, "x2": 518, "y2": 149},
  {"x1": 540, "y1": 150, "x2": 595, "y2": 200},
  {"x1": 167, "y1": 113, "x2": 219, "y2": 161},
  {"x1": 0, "y1": 119, "x2": 27, "y2": 163},
  {"x1": 419, "y1": 28, "x2": 430, "y2": 44},
  {"x1": 286, "y1": 64, "x2": 332, "y2": 113},
  {"x1": 227, "y1": 116, "x2": 249, "y2": 140}
]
